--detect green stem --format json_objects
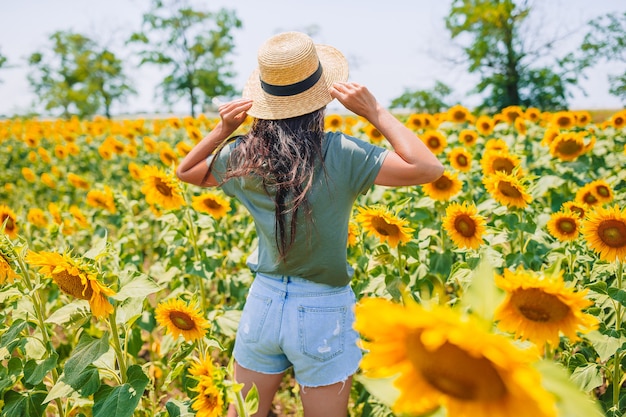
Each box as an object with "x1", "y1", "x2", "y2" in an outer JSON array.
[
  {"x1": 185, "y1": 205, "x2": 207, "y2": 312},
  {"x1": 517, "y1": 209, "x2": 524, "y2": 255},
  {"x1": 234, "y1": 387, "x2": 248, "y2": 417},
  {"x1": 108, "y1": 308, "x2": 128, "y2": 383},
  {"x1": 613, "y1": 260, "x2": 623, "y2": 410}
]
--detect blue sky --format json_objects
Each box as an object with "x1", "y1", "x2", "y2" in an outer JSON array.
[{"x1": 0, "y1": 0, "x2": 624, "y2": 116}]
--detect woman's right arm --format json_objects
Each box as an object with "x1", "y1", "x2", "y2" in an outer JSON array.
[
  {"x1": 176, "y1": 98, "x2": 253, "y2": 187},
  {"x1": 330, "y1": 82, "x2": 444, "y2": 187}
]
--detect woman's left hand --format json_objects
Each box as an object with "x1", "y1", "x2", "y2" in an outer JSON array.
[{"x1": 218, "y1": 98, "x2": 253, "y2": 134}]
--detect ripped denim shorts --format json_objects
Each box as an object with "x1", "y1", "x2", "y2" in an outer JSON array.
[{"x1": 232, "y1": 272, "x2": 362, "y2": 387}]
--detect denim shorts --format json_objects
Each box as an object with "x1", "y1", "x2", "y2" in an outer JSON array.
[{"x1": 232, "y1": 273, "x2": 362, "y2": 387}]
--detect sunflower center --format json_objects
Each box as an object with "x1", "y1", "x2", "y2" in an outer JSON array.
[
  {"x1": 53, "y1": 271, "x2": 93, "y2": 300},
  {"x1": 556, "y1": 140, "x2": 582, "y2": 155},
  {"x1": 557, "y1": 219, "x2": 576, "y2": 234},
  {"x1": 582, "y1": 192, "x2": 598, "y2": 205},
  {"x1": 556, "y1": 117, "x2": 572, "y2": 128},
  {"x1": 597, "y1": 219, "x2": 626, "y2": 248},
  {"x1": 169, "y1": 311, "x2": 196, "y2": 330},
  {"x1": 202, "y1": 199, "x2": 221, "y2": 210},
  {"x1": 371, "y1": 217, "x2": 398, "y2": 237},
  {"x1": 406, "y1": 335, "x2": 507, "y2": 401},
  {"x1": 512, "y1": 288, "x2": 570, "y2": 322},
  {"x1": 155, "y1": 178, "x2": 174, "y2": 197},
  {"x1": 454, "y1": 215, "x2": 476, "y2": 237},
  {"x1": 595, "y1": 186, "x2": 611, "y2": 198},
  {"x1": 492, "y1": 158, "x2": 515, "y2": 174},
  {"x1": 435, "y1": 176, "x2": 452, "y2": 191},
  {"x1": 2, "y1": 215, "x2": 15, "y2": 232},
  {"x1": 456, "y1": 155, "x2": 468, "y2": 166},
  {"x1": 428, "y1": 138, "x2": 441, "y2": 149},
  {"x1": 497, "y1": 181, "x2": 522, "y2": 198}
]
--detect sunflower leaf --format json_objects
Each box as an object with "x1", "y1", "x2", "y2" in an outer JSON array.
[
  {"x1": 112, "y1": 271, "x2": 161, "y2": 301},
  {"x1": 585, "y1": 329, "x2": 626, "y2": 362},
  {"x1": 165, "y1": 399, "x2": 194, "y2": 417},
  {"x1": 355, "y1": 374, "x2": 400, "y2": 408},
  {"x1": 607, "y1": 287, "x2": 626, "y2": 306},
  {"x1": 92, "y1": 365, "x2": 149, "y2": 417}
]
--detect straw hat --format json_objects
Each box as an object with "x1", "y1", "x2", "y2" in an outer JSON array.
[{"x1": 243, "y1": 31, "x2": 349, "y2": 120}]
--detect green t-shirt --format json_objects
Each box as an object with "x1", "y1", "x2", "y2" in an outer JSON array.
[{"x1": 210, "y1": 131, "x2": 388, "y2": 286}]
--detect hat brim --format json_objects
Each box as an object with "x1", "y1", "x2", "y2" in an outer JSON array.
[{"x1": 243, "y1": 44, "x2": 349, "y2": 120}]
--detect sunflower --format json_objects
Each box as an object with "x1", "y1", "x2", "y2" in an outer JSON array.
[
  {"x1": 192, "y1": 193, "x2": 231, "y2": 219},
  {"x1": 475, "y1": 115, "x2": 494, "y2": 136},
  {"x1": 442, "y1": 201, "x2": 486, "y2": 249},
  {"x1": 420, "y1": 130, "x2": 447, "y2": 154},
  {"x1": 354, "y1": 298, "x2": 557, "y2": 417},
  {"x1": 140, "y1": 166, "x2": 185, "y2": 211},
  {"x1": 588, "y1": 179, "x2": 614, "y2": 204},
  {"x1": 25, "y1": 250, "x2": 115, "y2": 318},
  {"x1": 484, "y1": 138, "x2": 509, "y2": 153},
  {"x1": 27, "y1": 208, "x2": 48, "y2": 228},
  {"x1": 143, "y1": 136, "x2": 158, "y2": 153},
  {"x1": 325, "y1": 114, "x2": 344, "y2": 130},
  {"x1": 86, "y1": 187, "x2": 117, "y2": 214},
  {"x1": 155, "y1": 298, "x2": 210, "y2": 342},
  {"x1": 404, "y1": 113, "x2": 425, "y2": 131},
  {"x1": 514, "y1": 117, "x2": 527, "y2": 135},
  {"x1": 550, "y1": 111, "x2": 575, "y2": 130},
  {"x1": 575, "y1": 182, "x2": 601, "y2": 208},
  {"x1": 70, "y1": 205, "x2": 90, "y2": 229},
  {"x1": 495, "y1": 268, "x2": 597, "y2": 346},
  {"x1": 38, "y1": 147, "x2": 51, "y2": 163},
  {"x1": 421, "y1": 171, "x2": 463, "y2": 201},
  {"x1": 610, "y1": 110, "x2": 626, "y2": 129},
  {"x1": 355, "y1": 206, "x2": 414, "y2": 248},
  {"x1": 48, "y1": 202, "x2": 63, "y2": 225},
  {"x1": 546, "y1": 209, "x2": 580, "y2": 242},
  {"x1": 541, "y1": 126, "x2": 561, "y2": 147},
  {"x1": 189, "y1": 355, "x2": 216, "y2": 379},
  {"x1": 159, "y1": 145, "x2": 179, "y2": 167},
  {"x1": 458, "y1": 129, "x2": 479, "y2": 146},
  {"x1": 176, "y1": 141, "x2": 193, "y2": 157},
  {"x1": 483, "y1": 171, "x2": 532, "y2": 209},
  {"x1": 347, "y1": 222, "x2": 359, "y2": 247},
  {"x1": 0, "y1": 205, "x2": 18, "y2": 239},
  {"x1": 575, "y1": 111, "x2": 592, "y2": 126},
  {"x1": 480, "y1": 150, "x2": 521, "y2": 176},
  {"x1": 187, "y1": 127, "x2": 203, "y2": 143},
  {"x1": 22, "y1": 167, "x2": 37, "y2": 183},
  {"x1": 501, "y1": 105, "x2": 524, "y2": 124},
  {"x1": 447, "y1": 147, "x2": 472, "y2": 172},
  {"x1": 447, "y1": 104, "x2": 471, "y2": 124},
  {"x1": 561, "y1": 201, "x2": 587, "y2": 219},
  {"x1": 364, "y1": 123, "x2": 384, "y2": 143},
  {"x1": 191, "y1": 377, "x2": 224, "y2": 417},
  {"x1": 582, "y1": 204, "x2": 626, "y2": 262},
  {"x1": 524, "y1": 107, "x2": 541, "y2": 123},
  {"x1": 549, "y1": 132, "x2": 595, "y2": 161},
  {"x1": 67, "y1": 173, "x2": 90, "y2": 190},
  {"x1": 54, "y1": 144, "x2": 68, "y2": 159},
  {"x1": 41, "y1": 172, "x2": 57, "y2": 189},
  {"x1": 128, "y1": 162, "x2": 142, "y2": 180}
]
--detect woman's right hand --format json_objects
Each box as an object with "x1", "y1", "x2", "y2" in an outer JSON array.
[
  {"x1": 330, "y1": 82, "x2": 379, "y2": 121},
  {"x1": 218, "y1": 98, "x2": 253, "y2": 134}
]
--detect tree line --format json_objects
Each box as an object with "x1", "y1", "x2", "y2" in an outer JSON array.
[{"x1": 0, "y1": 0, "x2": 624, "y2": 119}]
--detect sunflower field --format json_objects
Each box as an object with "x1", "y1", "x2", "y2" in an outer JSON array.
[{"x1": 1, "y1": 106, "x2": 626, "y2": 417}]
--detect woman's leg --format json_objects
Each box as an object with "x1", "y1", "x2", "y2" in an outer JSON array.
[
  {"x1": 227, "y1": 361, "x2": 285, "y2": 417},
  {"x1": 300, "y1": 376, "x2": 353, "y2": 417}
]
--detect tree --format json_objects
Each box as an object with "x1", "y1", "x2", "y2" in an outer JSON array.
[
  {"x1": 389, "y1": 81, "x2": 453, "y2": 113},
  {"x1": 128, "y1": 0, "x2": 242, "y2": 117},
  {"x1": 572, "y1": 12, "x2": 626, "y2": 103},
  {"x1": 0, "y1": 49, "x2": 7, "y2": 83},
  {"x1": 444, "y1": 0, "x2": 574, "y2": 111},
  {"x1": 28, "y1": 31, "x2": 134, "y2": 118}
]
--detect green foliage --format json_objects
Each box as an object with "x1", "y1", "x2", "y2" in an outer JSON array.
[
  {"x1": 27, "y1": 31, "x2": 134, "y2": 119},
  {"x1": 445, "y1": 0, "x2": 576, "y2": 111},
  {"x1": 389, "y1": 81, "x2": 452, "y2": 113},
  {"x1": 128, "y1": 0, "x2": 242, "y2": 116},
  {"x1": 0, "y1": 49, "x2": 7, "y2": 83}
]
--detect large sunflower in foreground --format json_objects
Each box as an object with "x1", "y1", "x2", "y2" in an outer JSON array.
[
  {"x1": 0, "y1": 205, "x2": 18, "y2": 239},
  {"x1": 25, "y1": 250, "x2": 115, "y2": 318},
  {"x1": 494, "y1": 268, "x2": 597, "y2": 346},
  {"x1": 155, "y1": 298, "x2": 210, "y2": 342},
  {"x1": 354, "y1": 298, "x2": 557, "y2": 417},
  {"x1": 192, "y1": 193, "x2": 231, "y2": 219},
  {"x1": 421, "y1": 170, "x2": 463, "y2": 201},
  {"x1": 141, "y1": 166, "x2": 185, "y2": 211},
  {"x1": 582, "y1": 204, "x2": 626, "y2": 262},
  {"x1": 442, "y1": 201, "x2": 486, "y2": 249},
  {"x1": 483, "y1": 171, "x2": 532, "y2": 209},
  {"x1": 546, "y1": 209, "x2": 580, "y2": 242},
  {"x1": 355, "y1": 206, "x2": 414, "y2": 248}
]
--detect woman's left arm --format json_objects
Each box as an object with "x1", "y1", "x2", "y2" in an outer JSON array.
[{"x1": 176, "y1": 98, "x2": 252, "y2": 187}]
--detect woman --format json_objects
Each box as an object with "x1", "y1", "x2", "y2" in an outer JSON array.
[{"x1": 176, "y1": 31, "x2": 443, "y2": 417}]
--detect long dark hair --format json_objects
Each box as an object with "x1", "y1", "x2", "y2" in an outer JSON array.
[{"x1": 218, "y1": 107, "x2": 326, "y2": 260}]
